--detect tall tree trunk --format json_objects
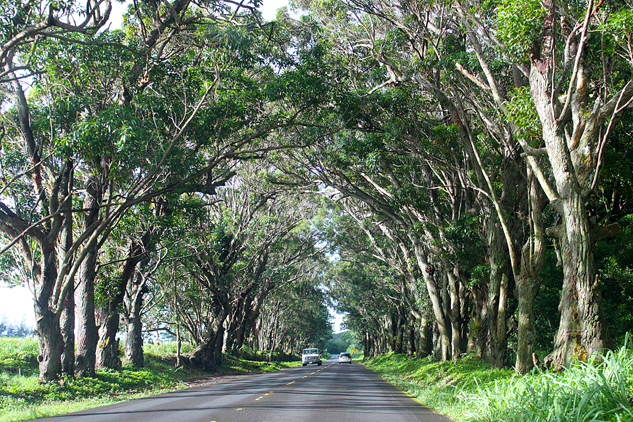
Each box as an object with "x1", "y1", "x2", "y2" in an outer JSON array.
[
  {"x1": 34, "y1": 246, "x2": 63, "y2": 381},
  {"x1": 363, "y1": 332, "x2": 373, "y2": 359},
  {"x1": 516, "y1": 169, "x2": 546, "y2": 374},
  {"x1": 173, "y1": 264, "x2": 180, "y2": 368},
  {"x1": 123, "y1": 259, "x2": 148, "y2": 366},
  {"x1": 75, "y1": 174, "x2": 103, "y2": 377},
  {"x1": 75, "y1": 246, "x2": 98, "y2": 377},
  {"x1": 239, "y1": 297, "x2": 264, "y2": 352},
  {"x1": 124, "y1": 274, "x2": 146, "y2": 367},
  {"x1": 548, "y1": 233, "x2": 582, "y2": 367},
  {"x1": 516, "y1": 272, "x2": 541, "y2": 373},
  {"x1": 407, "y1": 317, "x2": 416, "y2": 357},
  {"x1": 58, "y1": 162, "x2": 75, "y2": 376},
  {"x1": 529, "y1": 0, "x2": 610, "y2": 364},
  {"x1": 469, "y1": 285, "x2": 487, "y2": 357},
  {"x1": 234, "y1": 305, "x2": 256, "y2": 352},
  {"x1": 447, "y1": 268, "x2": 462, "y2": 360},
  {"x1": 97, "y1": 243, "x2": 140, "y2": 369},
  {"x1": 531, "y1": 78, "x2": 609, "y2": 362},
  {"x1": 35, "y1": 308, "x2": 63, "y2": 382},
  {"x1": 224, "y1": 295, "x2": 247, "y2": 353},
  {"x1": 411, "y1": 237, "x2": 451, "y2": 360},
  {"x1": 9, "y1": 74, "x2": 62, "y2": 381},
  {"x1": 60, "y1": 289, "x2": 75, "y2": 376},
  {"x1": 486, "y1": 212, "x2": 512, "y2": 367},
  {"x1": 395, "y1": 313, "x2": 404, "y2": 354},
  {"x1": 416, "y1": 315, "x2": 432, "y2": 358}
]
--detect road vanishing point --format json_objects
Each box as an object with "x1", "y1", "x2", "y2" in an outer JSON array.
[{"x1": 37, "y1": 356, "x2": 451, "y2": 422}]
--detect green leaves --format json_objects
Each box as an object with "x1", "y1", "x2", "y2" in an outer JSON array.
[
  {"x1": 600, "y1": 5, "x2": 633, "y2": 59},
  {"x1": 504, "y1": 86, "x2": 542, "y2": 146},
  {"x1": 496, "y1": 0, "x2": 546, "y2": 62}
]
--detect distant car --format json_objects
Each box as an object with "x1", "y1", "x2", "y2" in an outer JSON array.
[
  {"x1": 338, "y1": 352, "x2": 352, "y2": 364},
  {"x1": 301, "y1": 348, "x2": 322, "y2": 366}
]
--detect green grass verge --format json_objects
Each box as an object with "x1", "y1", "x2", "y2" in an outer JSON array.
[
  {"x1": 363, "y1": 344, "x2": 633, "y2": 422},
  {"x1": 0, "y1": 338, "x2": 299, "y2": 422},
  {"x1": 363, "y1": 352, "x2": 514, "y2": 420}
]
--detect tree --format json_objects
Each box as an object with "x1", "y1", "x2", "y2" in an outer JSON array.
[{"x1": 0, "y1": 0, "x2": 328, "y2": 379}]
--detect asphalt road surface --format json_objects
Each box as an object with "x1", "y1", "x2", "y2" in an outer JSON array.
[{"x1": 38, "y1": 357, "x2": 451, "y2": 422}]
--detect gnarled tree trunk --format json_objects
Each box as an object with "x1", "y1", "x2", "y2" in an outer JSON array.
[
  {"x1": 528, "y1": 0, "x2": 617, "y2": 365},
  {"x1": 189, "y1": 310, "x2": 229, "y2": 370}
]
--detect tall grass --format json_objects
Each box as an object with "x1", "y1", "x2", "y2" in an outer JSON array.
[
  {"x1": 364, "y1": 341, "x2": 633, "y2": 422},
  {"x1": 143, "y1": 341, "x2": 194, "y2": 357},
  {"x1": 460, "y1": 345, "x2": 633, "y2": 422}
]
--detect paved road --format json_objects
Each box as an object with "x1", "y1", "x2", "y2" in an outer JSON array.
[{"x1": 39, "y1": 357, "x2": 451, "y2": 422}]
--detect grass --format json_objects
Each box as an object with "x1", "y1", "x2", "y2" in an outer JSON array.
[
  {"x1": 363, "y1": 352, "x2": 515, "y2": 419},
  {"x1": 223, "y1": 353, "x2": 301, "y2": 373},
  {"x1": 363, "y1": 343, "x2": 633, "y2": 422},
  {"x1": 0, "y1": 338, "x2": 300, "y2": 422}
]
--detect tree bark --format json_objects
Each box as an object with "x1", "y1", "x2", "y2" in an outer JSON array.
[
  {"x1": 407, "y1": 317, "x2": 416, "y2": 357},
  {"x1": 123, "y1": 250, "x2": 150, "y2": 367},
  {"x1": 411, "y1": 237, "x2": 451, "y2": 360},
  {"x1": 60, "y1": 289, "x2": 75, "y2": 376},
  {"x1": 189, "y1": 313, "x2": 228, "y2": 370},
  {"x1": 416, "y1": 316, "x2": 432, "y2": 358},
  {"x1": 447, "y1": 268, "x2": 462, "y2": 360},
  {"x1": 548, "y1": 233, "x2": 582, "y2": 368},
  {"x1": 531, "y1": 72, "x2": 609, "y2": 363},
  {"x1": 124, "y1": 272, "x2": 146, "y2": 367},
  {"x1": 34, "y1": 245, "x2": 63, "y2": 381},
  {"x1": 97, "y1": 242, "x2": 142, "y2": 369},
  {"x1": 75, "y1": 245, "x2": 98, "y2": 377},
  {"x1": 96, "y1": 309, "x2": 121, "y2": 370},
  {"x1": 35, "y1": 308, "x2": 64, "y2": 382},
  {"x1": 75, "y1": 174, "x2": 104, "y2": 377},
  {"x1": 58, "y1": 161, "x2": 75, "y2": 376},
  {"x1": 515, "y1": 169, "x2": 546, "y2": 374},
  {"x1": 528, "y1": 0, "x2": 611, "y2": 364}
]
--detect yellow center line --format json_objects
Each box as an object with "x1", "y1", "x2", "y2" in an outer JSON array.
[{"x1": 255, "y1": 391, "x2": 273, "y2": 401}]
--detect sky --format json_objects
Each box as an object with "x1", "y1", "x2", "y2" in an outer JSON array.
[
  {"x1": 108, "y1": 0, "x2": 291, "y2": 27},
  {"x1": 260, "y1": 0, "x2": 292, "y2": 21},
  {"x1": 0, "y1": 286, "x2": 36, "y2": 327}
]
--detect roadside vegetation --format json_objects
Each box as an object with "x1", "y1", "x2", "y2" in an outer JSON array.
[
  {"x1": 0, "y1": 338, "x2": 299, "y2": 422},
  {"x1": 364, "y1": 342, "x2": 633, "y2": 422}
]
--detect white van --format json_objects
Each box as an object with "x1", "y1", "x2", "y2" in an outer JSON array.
[{"x1": 301, "y1": 348, "x2": 322, "y2": 366}]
